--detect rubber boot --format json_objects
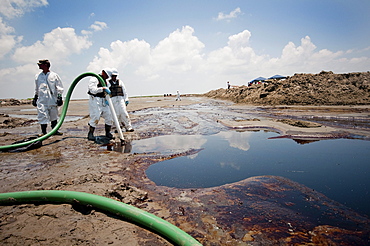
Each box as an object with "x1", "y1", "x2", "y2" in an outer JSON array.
[
  {"x1": 51, "y1": 120, "x2": 63, "y2": 135},
  {"x1": 105, "y1": 124, "x2": 114, "y2": 139},
  {"x1": 87, "y1": 125, "x2": 95, "y2": 141},
  {"x1": 40, "y1": 124, "x2": 47, "y2": 136}
]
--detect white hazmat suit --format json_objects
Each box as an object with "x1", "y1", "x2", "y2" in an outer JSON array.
[
  {"x1": 108, "y1": 71, "x2": 133, "y2": 131},
  {"x1": 35, "y1": 71, "x2": 63, "y2": 125},
  {"x1": 88, "y1": 74, "x2": 113, "y2": 128},
  {"x1": 176, "y1": 90, "x2": 181, "y2": 101}
]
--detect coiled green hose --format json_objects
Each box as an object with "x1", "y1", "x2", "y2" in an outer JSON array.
[
  {"x1": 0, "y1": 190, "x2": 202, "y2": 245},
  {"x1": 0, "y1": 72, "x2": 105, "y2": 151}
]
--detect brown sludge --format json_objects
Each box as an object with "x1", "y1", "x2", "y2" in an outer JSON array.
[{"x1": 1, "y1": 71, "x2": 370, "y2": 245}]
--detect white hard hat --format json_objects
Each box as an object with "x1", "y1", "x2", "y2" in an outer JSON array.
[
  {"x1": 102, "y1": 68, "x2": 112, "y2": 79},
  {"x1": 111, "y1": 68, "x2": 119, "y2": 76}
]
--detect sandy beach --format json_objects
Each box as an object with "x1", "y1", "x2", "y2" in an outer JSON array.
[{"x1": 1, "y1": 96, "x2": 369, "y2": 245}]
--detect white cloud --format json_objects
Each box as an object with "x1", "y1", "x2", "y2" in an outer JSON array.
[
  {"x1": 205, "y1": 30, "x2": 266, "y2": 76},
  {"x1": 87, "y1": 38, "x2": 151, "y2": 73},
  {"x1": 88, "y1": 25, "x2": 205, "y2": 77},
  {"x1": 87, "y1": 26, "x2": 207, "y2": 96},
  {"x1": 149, "y1": 26, "x2": 205, "y2": 73},
  {"x1": 0, "y1": 17, "x2": 22, "y2": 58},
  {"x1": 12, "y1": 27, "x2": 92, "y2": 64},
  {"x1": 82, "y1": 21, "x2": 108, "y2": 35},
  {"x1": 228, "y1": 30, "x2": 251, "y2": 48},
  {"x1": 0, "y1": 35, "x2": 18, "y2": 58},
  {"x1": 0, "y1": 63, "x2": 38, "y2": 97},
  {"x1": 280, "y1": 36, "x2": 317, "y2": 64},
  {"x1": 0, "y1": 17, "x2": 14, "y2": 34},
  {"x1": 216, "y1": 7, "x2": 242, "y2": 21},
  {"x1": 0, "y1": 26, "x2": 93, "y2": 99},
  {"x1": 271, "y1": 36, "x2": 366, "y2": 74},
  {"x1": 85, "y1": 26, "x2": 370, "y2": 98},
  {"x1": 1, "y1": 24, "x2": 370, "y2": 99},
  {"x1": 0, "y1": 0, "x2": 48, "y2": 19},
  {"x1": 90, "y1": 21, "x2": 107, "y2": 32}
]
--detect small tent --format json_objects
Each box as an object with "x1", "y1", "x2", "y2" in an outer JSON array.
[
  {"x1": 268, "y1": 75, "x2": 286, "y2": 80},
  {"x1": 248, "y1": 77, "x2": 266, "y2": 85},
  {"x1": 251, "y1": 76, "x2": 266, "y2": 82},
  {"x1": 249, "y1": 77, "x2": 266, "y2": 83}
]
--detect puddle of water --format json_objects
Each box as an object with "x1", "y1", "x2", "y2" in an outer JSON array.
[
  {"x1": 141, "y1": 131, "x2": 370, "y2": 217},
  {"x1": 131, "y1": 134, "x2": 207, "y2": 155},
  {"x1": 20, "y1": 109, "x2": 37, "y2": 112}
]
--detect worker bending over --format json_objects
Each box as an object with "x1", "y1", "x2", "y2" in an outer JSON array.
[{"x1": 87, "y1": 68, "x2": 114, "y2": 140}]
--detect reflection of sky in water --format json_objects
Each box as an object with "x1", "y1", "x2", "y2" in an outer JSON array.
[
  {"x1": 132, "y1": 131, "x2": 252, "y2": 155},
  {"x1": 217, "y1": 131, "x2": 251, "y2": 151},
  {"x1": 141, "y1": 130, "x2": 370, "y2": 217},
  {"x1": 132, "y1": 135, "x2": 207, "y2": 155}
]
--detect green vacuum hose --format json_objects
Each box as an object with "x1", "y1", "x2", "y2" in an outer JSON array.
[
  {"x1": 0, "y1": 190, "x2": 202, "y2": 245},
  {"x1": 0, "y1": 74, "x2": 202, "y2": 244},
  {"x1": 0, "y1": 72, "x2": 105, "y2": 151}
]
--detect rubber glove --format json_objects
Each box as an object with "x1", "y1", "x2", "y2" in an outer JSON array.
[
  {"x1": 104, "y1": 88, "x2": 111, "y2": 95},
  {"x1": 105, "y1": 99, "x2": 109, "y2": 106},
  {"x1": 125, "y1": 100, "x2": 129, "y2": 106},
  {"x1": 32, "y1": 95, "x2": 38, "y2": 107},
  {"x1": 57, "y1": 94, "x2": 63, "y2": 106}
]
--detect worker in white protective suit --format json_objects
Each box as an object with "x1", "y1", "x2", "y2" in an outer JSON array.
[
  {"x1": 87, "y1": 68, "x2": 114, "y2": 140},
  {"x1": 108, "y1": 68, "x2": 134, "y2": 132},
  {"x1": 176, "y1": 90, "x2": 181, "y2": 101},
  {"x1": 32, "y1": 59, "x2": 64, "y2": 136}
]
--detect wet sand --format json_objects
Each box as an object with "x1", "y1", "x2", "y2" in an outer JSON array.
[{"x1": 0, "y1": 96, "x2": 369, "y2": 245}]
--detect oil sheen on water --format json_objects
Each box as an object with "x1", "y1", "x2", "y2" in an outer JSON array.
[{"x1": 135, "y1": 130, "x2": 370, "y2": 217}]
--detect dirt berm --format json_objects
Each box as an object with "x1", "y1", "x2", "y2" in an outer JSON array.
[{"x1": 205, "y1": 71, "x2": 370, "y2": 105}]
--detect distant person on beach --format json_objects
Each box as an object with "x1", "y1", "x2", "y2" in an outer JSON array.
[
  {"x1": 108, "y1": 68, "x2": 134, "y2": 132},
  {"x1": 176, "y1": 90, "x2": 181, "y2": 101},
  {"x1": 32, "y1": 59, "x2": 64, "y2": 136},
  {"x1": 227, "y1": 81, "x2": 230, "y2": 89},
  {"x1": 87, "y1": 68, "x2": 113, "y2": 140}
]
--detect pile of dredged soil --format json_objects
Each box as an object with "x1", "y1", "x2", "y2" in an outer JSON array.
[
  {"x1": 0, "y1": 98, "x2": 31, "y2": 106},
  {"x1": 204, "y1": 71, "x2": 370, "y2": 105}
]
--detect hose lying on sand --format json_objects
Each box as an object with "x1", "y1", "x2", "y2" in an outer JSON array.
[
  {"x1": 0, "y1": 190, "x2": 202, "y2": 246},
  {"x1": 0, "y1": 72, "x2": 124, "y2": 151}
]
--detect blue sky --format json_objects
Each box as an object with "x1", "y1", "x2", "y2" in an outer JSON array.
[{"x1": 0, "y1": 0, "x2": 369, "y2": 99}]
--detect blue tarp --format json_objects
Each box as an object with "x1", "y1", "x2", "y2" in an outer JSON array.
[
  {"x1": 250, "y1": 77, "x2": 266, "y2": 82},
  {"x1": 268, "y1": 75, "x2": 286, "y2": 80}
]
